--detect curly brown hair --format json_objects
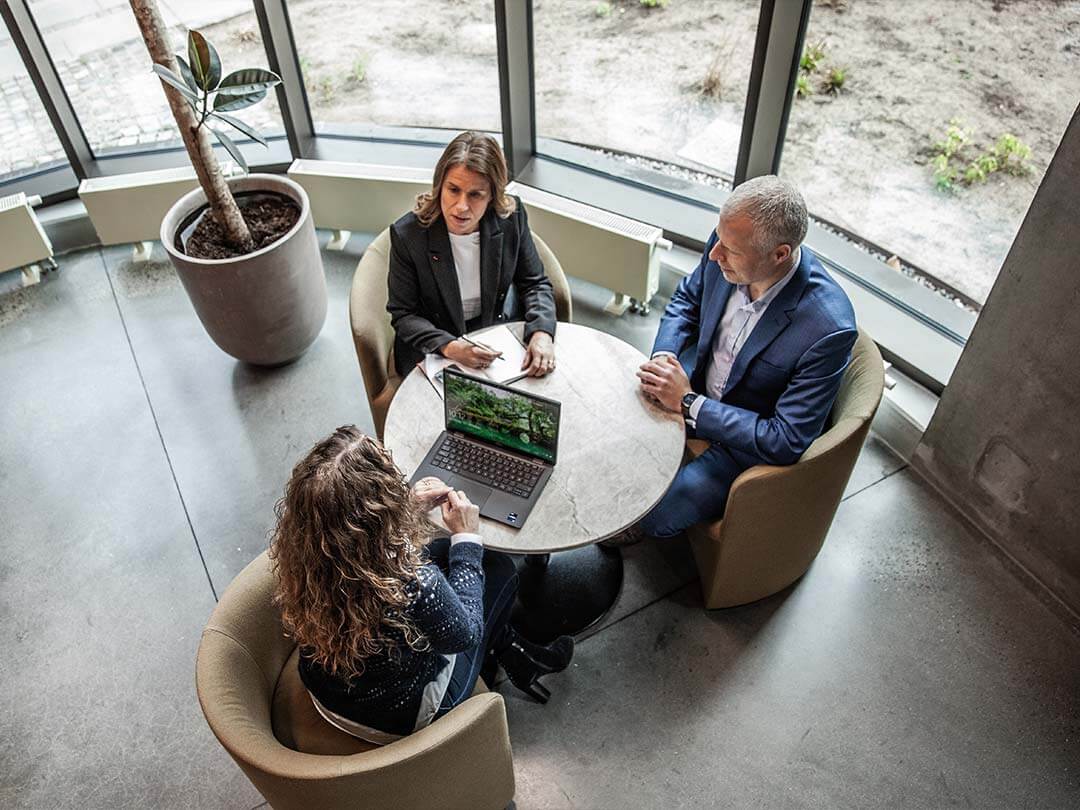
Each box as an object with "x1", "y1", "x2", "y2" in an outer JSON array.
[
  {"x1": 269, "y1": 425, "x2": 432, "y2": 681},
  {"x1": 413, "y1": 130, "x2": 517, "y2": 227}
]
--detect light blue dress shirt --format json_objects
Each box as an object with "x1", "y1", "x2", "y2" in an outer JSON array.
[{"x1": 654, "y1": 248, "x2": 801, "y2": 428}]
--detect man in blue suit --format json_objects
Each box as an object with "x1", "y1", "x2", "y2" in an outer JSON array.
[{"x1": 633, "y1": 175, "x2": 857, "y2": 540}]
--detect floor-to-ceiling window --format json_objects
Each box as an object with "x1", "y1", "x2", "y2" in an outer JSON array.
[
  {"x1": 26, "y1": 0, "x2": 285, "y2": 158},
  {"x1": 0, "y1": 22, "x2": 68, "y2": 182},
  {"x1": 779, "y1": 0, "x2": 1080, "y2": 306},
  {"x1": 288, "y1": 0, "x2": 501, "y2": 135},
  {"x1": 533, "y1": 0, "x2": 759, "y2": 183}
]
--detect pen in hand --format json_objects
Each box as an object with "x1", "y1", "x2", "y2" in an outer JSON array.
[{"x1": 461, "y1": 334, "x2": 503, "y2": 358}]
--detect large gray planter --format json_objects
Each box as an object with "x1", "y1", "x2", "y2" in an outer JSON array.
[{"x1": 161, "y1": 173, "x2": 327, "y2": 366}]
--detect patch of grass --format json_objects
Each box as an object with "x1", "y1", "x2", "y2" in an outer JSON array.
[
  {"x1": 316, "y1": 76, "x2": 335, "y2": 103},
  {"x1": 928, "y1": 119, "x2": 1032, "y2": 192},
  {"x1": 992, "y1": 133, "x2": 1032, "y2": 175},
  {"x1": 795, "y1": 73, "x2": 814, "y2": 99},
  {"x1": 698, "y1": 36, "x2": 738, "y2": 100},
  {"x1": 824, "y1": 66, "x2": 848, "y2": 94},
  {"x1": 349, "y1": 56, "x2": 366, "y2": 84},
  {"x1": 930, "y1": 119, "x2": 972, "y2": 191},
  {"x1": 595, "y1": 2, "x2": 612, "y2": 17},
  {"x1": 800, "y1": 40, "x2": 827, "y2": 73},
  {"x1": 639, "y1": 0, "x2": 669, "y2": 8}
]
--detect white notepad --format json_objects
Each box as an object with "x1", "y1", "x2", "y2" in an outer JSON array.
[{"x1": 421, "y1": 324, "x2": 530, "y2": 396}]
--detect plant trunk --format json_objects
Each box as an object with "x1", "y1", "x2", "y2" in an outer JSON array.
[{"x1": 129, "y1": 0, "x2": 254, "y2": 253}]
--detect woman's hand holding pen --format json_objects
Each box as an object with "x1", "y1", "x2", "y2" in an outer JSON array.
[{"x1": 441, "y1": 338, "x2": 502, "y2": 369}]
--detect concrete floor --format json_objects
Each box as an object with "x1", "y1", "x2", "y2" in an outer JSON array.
[{"x1": 0, "y1": 236, "x2": 1077, "y2": 809}]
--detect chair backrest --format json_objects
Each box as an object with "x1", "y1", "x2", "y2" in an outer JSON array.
[
  {"x1": 196, "y1": 551, "x2": 515, "y2": 810},
  {"x1": 349, "y1": 229, "x2": 397, "y2": 420},
  {"x1": 801, "y1": 328, "x2": 885, "y2": 462},
  {"x1": 532, "y1": 232, "x2": 573, "y2": 324}
]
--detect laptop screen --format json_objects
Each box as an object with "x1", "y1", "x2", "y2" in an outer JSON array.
[{"x1": 443, "y1": 368, "x2": 560, "y2": 464}]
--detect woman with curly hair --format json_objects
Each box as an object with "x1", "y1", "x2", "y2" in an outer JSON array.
[
  {"x1": 387, "y1": 130, "x2": 557, "y2": 379},
  {"x1": 270, "y1": 425, "x2": 573, "y2": 744}
]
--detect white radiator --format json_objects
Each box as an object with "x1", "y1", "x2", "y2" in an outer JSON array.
[
  {"x1": 287, "y1": 159, "x2": 430, "y2": 248},
  {"x1": 0, "y1": 192, "x2": 54, "y2": 285},
  {"x1": 79, "y1": 166, "x2": 202, "y2": 247},
  {"x1": 507, "y1": 181, "x2": 669, "y2": 315}
]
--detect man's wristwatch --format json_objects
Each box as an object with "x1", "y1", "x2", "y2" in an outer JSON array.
[{"x1": 681, "y1": 392, "x2": 698, "y2": 419}]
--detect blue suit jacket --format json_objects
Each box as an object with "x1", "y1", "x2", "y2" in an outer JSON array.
[{"x1": 652, "y1": 234, "x2": 857, "y2": 468}]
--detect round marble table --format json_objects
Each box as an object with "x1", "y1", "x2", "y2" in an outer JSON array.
[{"x1": 384, "y1": 322, "x2": 685, "y2": 639}]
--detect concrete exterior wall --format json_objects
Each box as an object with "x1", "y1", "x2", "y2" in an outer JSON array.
[{"x1": 914, "y1": 103, "x2": 1080, "y2": 617}]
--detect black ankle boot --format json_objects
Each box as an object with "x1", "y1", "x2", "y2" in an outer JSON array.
[{"x1": 495, "y1": 628, "x2": 574, "y2": 704}]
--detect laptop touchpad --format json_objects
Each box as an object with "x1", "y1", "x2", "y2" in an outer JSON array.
[{"x1": 448, "y1": 476, "x2": 493, "y2": 510}]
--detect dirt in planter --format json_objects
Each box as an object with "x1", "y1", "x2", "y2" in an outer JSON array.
[{"x1": 176, "y1": 191, "x2": 301, "y2": 260}]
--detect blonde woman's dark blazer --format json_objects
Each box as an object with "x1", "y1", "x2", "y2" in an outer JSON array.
[{"x1": 386, "y1": 198, "x2": 556, "y2": 377}]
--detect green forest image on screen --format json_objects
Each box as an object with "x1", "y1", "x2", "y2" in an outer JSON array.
[{"x1": 445, "y1": 375, "x2": 557, "y2": 462}]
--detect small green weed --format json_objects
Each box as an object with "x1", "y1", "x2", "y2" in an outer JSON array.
[
  {"x1": 993, "y1": 133, "x2": 1032, "y2": 175},
  {"x1": 800, "y1": 41, "x2": 827, "y2": 73},
  {"x1": 824, "y1": 66, "x2": 847, "y2": 94},
  {"x1": 595, "y1": 2, "x2": 612, "y2": 17},
  {"x1": 639, "y1": 0, "x2": 669, "y2": 8},
  {"x1": 795, "y1": 74, "x2": 813, "y2": 99},
  {"x1": 317, "y1": 76, "x2": 335, "y2": 103},
  {"x1": 928, "y1": 119, "x2": 1032, "y2": 192},
  {"x1": 350, "y1": 56, "x2": 366, "y2": 84},
  {"x1": 698, "y1": 35, "x2": 738, "y2": 100}
]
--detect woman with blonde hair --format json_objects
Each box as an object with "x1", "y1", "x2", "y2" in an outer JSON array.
[
  {"x1": 387, "y1": 130, "x2": 557, "y2": 378},
  {"x1": 270, "y1": 425, "x2": 572, "y2": 743}
]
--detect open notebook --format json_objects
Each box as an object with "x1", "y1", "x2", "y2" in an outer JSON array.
[{"x1": 421, "y1": 324, "x2": 529, "y2": 397}]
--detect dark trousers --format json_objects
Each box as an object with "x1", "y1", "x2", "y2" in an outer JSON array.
[
  {"x1": 639, "y1": 441, "x2": 750, "y2": 538},
  {"x1": 424, "y1": 538, "x2": 518, "y2": 717}
]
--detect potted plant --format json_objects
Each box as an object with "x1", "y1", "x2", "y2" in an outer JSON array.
[{"x1": 131, "y1": 0, "x2": 326, "y2": 366}]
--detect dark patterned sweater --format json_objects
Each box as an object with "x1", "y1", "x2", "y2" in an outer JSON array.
[{"x1": 298, "y1": 541, "x2": 485, "y2": 736}]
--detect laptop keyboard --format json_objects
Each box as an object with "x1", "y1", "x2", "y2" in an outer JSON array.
[{"x1": 431, "y1": 435, "x2": 544, "y2": 498}]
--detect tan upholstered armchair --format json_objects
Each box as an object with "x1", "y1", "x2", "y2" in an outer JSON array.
[
  {"x1": 196, "y1": 551, "x2": 516, "y2": 810},
  {"x1": 687, "y1": 329, "x2": 885, "y2": 609},
  {"x1": 349, "y1": 229, "x2": 573, "y2": 440}
]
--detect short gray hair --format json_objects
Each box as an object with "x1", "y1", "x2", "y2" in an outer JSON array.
[{"x1": 720, "y1": 175, "x2": 808, "y2": 254}]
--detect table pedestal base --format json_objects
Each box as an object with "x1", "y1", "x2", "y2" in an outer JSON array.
[{"x1": 511, "y1": 545, "x2": 624, "y2": 643}]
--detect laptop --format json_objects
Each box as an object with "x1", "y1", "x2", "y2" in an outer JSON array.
[{"x1": 409, "y1": 367, "x2": 561, "y2": 529}]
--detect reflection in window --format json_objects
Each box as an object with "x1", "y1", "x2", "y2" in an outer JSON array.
[
  {"x1": 288, "y1": 0, "x2": 500, "y2": 134},
  {"x1": 26, "y1": 0, "x2": 284, "y2": 157},
  {"x1": 781, "y1": 2, "x2": 1080, "y2": 305},
  {"x1": 534, "y1": 0, "x2": 759, "y2": 181},
  {"x1": 0, "y1": 36, "x2": 67, "y2": 181}
]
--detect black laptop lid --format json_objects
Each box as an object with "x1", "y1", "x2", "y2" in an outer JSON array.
[{"x1": 442, "y1": 368, "x2": 561, "y2": 464}]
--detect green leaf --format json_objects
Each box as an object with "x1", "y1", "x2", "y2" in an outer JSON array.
[
  {"x1": 213, "y1": 88, "x2": 267, "y2": 112},
  {"x1": 175, "y1": 55, "x2": 199, "y2": 94},
  {"x1": 211, "y1": 127, "x2": 249, "y2": 174},
  {"x1": 187, "y1": 30, "x2": 221, "y2": 91},
  {"x1": 152, "y1": 64, "x2": 200, "y2": 104},
  {"x1": 210, "y1": 111, "x2": 267, "y2": 147},
  {"x1": 216, "y1": 68, "x2": 281, "y2": 96}
]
